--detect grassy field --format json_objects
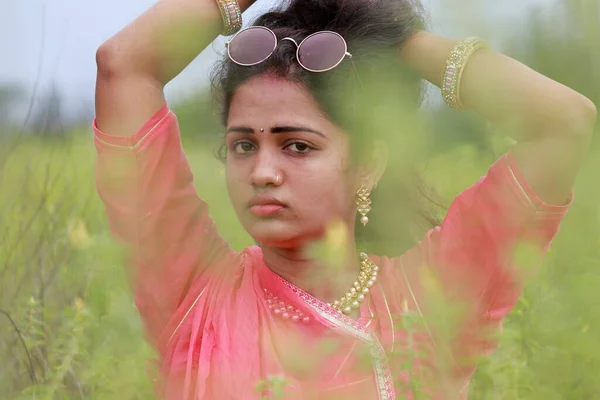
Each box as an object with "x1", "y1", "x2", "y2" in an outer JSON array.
[
  {"x1": 1, "y1": 118, "x2": 599, "y2": 399},
  {"x1": 2, "y1": 0, "x2": 600, "y2": 396}
]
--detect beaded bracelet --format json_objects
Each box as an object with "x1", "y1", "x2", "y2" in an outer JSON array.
[
  {"x1": 216, "y1": 0, "x2": 242, "y2": 36},
  {"x1": 441, "y1": 37, "x2": 489, "y2": 110}
]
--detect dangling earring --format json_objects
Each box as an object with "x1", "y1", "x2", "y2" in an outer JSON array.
[{"x1": 356, "y1": 185, "x2": 372, "y2": 226}]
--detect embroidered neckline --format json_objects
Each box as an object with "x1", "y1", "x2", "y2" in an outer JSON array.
[{"x1": 255, "y1": 248, "x2": 396, "y2": 400}]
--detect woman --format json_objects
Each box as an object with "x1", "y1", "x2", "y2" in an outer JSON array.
[{"x1": 94, "y1": 0, "x2": 596, "y2": 398}]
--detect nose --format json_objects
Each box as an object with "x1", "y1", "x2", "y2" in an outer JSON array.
[{"x1": 249, "y1": 147, "x2": 283, "y2": 188}]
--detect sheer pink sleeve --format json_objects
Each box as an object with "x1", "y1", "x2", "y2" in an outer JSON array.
[
  {"x1": 395, "y1": 152, "x2": 571, "y2": 379},
  {"x1": 93, "y1": 105, "x2": 234, "y2": 345}
]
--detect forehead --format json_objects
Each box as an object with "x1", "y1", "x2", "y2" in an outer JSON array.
[{"x1": 227, "y1": 75, "x2": 338, "y2": 132}]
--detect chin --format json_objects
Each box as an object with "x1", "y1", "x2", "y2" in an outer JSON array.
[{"x1": 246, "y1": 219, "x2": 320, "y2": 249}]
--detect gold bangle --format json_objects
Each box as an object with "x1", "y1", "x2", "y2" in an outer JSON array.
[
  {"x1": 441, "y1": 37, "x2": 489, "y2": 110},
  {"x1": 216, "y1": 0, "x2": 242, "y2": 36}
]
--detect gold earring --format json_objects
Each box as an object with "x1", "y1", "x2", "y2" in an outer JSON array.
[{"x1": 356, "y1": 185, "x2": 372, "y2": 226}]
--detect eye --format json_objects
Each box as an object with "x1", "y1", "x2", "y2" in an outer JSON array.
[
  {"x1": 231, "y1": 141, "x2": 256, "y2": 155},
  {"x1": 285, "y1": 141, "x2": 314, "y2": 154}
]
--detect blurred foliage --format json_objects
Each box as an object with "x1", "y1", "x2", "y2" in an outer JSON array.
[{"x1": 1, "y1": 0, "x2": 599, "y2": 398}]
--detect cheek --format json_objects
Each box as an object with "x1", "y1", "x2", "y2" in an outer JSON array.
[
  {"x1": 310, "y1": 145, "x2": 355, "y2": 199},
  {"x1": 225, "y1": 163, "x2": 249, "y2": 205},
  {"x1": 299, "y1": 161, "x2": 356, "y2": 218}
]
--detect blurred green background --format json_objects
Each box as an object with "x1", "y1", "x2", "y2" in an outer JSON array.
[{"x1": 1, "y1": 0, "x2": 599, "y2": 399}]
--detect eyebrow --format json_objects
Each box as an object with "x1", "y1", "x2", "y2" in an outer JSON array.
[{"x1": 225, "y1": 126, "x2": 326, "y2": 138}]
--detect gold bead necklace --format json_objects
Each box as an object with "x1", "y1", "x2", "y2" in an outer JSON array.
[{"x1": 327, "y1": 252, "x2": 379, "y2": 315}]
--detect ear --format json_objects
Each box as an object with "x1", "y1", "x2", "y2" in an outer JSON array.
[{"x1": 357, "y1": 140, "x2": 388, "y2": 189}]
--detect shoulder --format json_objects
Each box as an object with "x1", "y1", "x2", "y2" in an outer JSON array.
[{"x1": 368, "y1": 251, "x2": 424, "y2": 311}]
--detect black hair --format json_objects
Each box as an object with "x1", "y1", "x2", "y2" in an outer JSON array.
[{"x1": 211, "y1": 0, "x2": 443, "y2": 256}]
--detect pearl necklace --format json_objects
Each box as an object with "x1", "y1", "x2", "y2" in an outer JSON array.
[{"x1": 328, "y1": 252, "x2": 379, "y2": 315}]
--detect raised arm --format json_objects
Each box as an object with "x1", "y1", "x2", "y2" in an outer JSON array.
[
  {"x1": 393, "y1": 32, "x2": 596, "y2": 390},
  {"x1": 94, "y1": 0, "x2": 254, "y2": 345},
  {"x1": 95, "y1": 0, "x2": 254, "y2": 137},
  {"x1": 401, "y1": 31, "x2": 597, "y2": 204}
]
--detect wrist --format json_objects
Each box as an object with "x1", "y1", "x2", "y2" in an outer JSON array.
[
  {"x1": 400, "y1": 32, "x2": 458, "y2": 88},
  {"x1": 237, "y1": 0, "x2": 255, "y2": 13},
  {"x1": 400, "y1": 31, "x2": 433, "y2": 59},
  {"x1": 215, "y1": 0, "x2": 247, "y2": 36}
]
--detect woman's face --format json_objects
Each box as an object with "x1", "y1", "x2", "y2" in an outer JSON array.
[{"x1": 225, "y1": 75, "x2": 361, "y2": 248}]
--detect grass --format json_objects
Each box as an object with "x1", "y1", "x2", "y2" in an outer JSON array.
[
  {"x1": 2, "y1": 1, "x2": 600, "y2": 393},
  {"x1": 1, "y1": 118, "x2": 599, "y2": 399}
]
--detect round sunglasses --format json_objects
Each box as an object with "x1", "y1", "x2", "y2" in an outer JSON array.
[{"x1": 225, "y1": 26, "x2": 352, "y2": 73}]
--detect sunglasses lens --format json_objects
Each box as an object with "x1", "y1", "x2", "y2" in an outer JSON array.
[
  {"x1": 229, "y1": 27, "x2": 277, "y2": 65},
  {"x1": 298, "y1": 32, "x2": 347, "y2": 72}
]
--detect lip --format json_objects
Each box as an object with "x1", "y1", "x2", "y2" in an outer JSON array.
[
  {"x1": 248, "y1": 194, "x2": 286, "y2": 208},
  {"x1": 248, "y1": 194, "x2": 287, "y2": 217}
]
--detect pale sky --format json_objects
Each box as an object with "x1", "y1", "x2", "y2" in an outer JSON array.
[{"x1": 0, "y1": 0, "x2": 557, "y2": 121}]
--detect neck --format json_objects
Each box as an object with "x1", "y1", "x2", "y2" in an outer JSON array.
[{"x1": 261, "y1": 239, "x2": 362, "y2": 305}]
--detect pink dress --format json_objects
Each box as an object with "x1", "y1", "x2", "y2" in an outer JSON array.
[{"x1": 94, "y1": 105, "x2": 570, "y2": 399}]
